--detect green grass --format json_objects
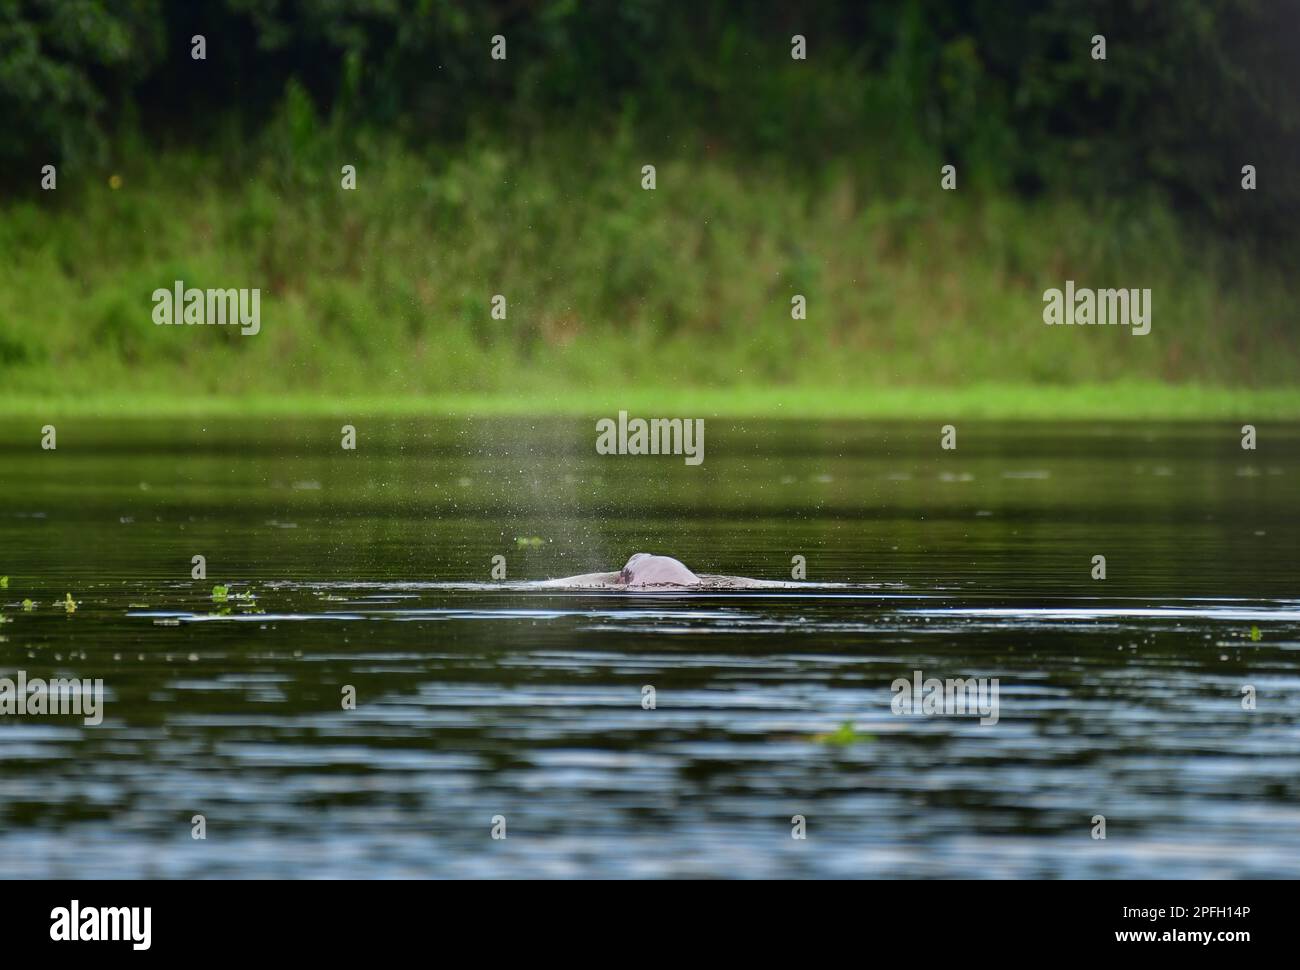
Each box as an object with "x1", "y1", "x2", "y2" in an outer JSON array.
[
  {"x1": 4, "y1": 383, "x2": 1298, "y2": 420},
  {"x1": 1, "y1": 121, "x2": 1295, "y2": 416}
]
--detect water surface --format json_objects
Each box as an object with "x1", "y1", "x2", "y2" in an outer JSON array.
[{"x1": 1, "y1": 418, "x2": 1297, "y2": 877}]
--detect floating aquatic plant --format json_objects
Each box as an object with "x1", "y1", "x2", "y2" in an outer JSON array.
[
  {"x1": 813, "y1": 721, "x2": 874, "y2": 746},
  {"x1": 62, "y1": 593, "x2": 77, "y2": 613},
  {"x1": 515, "y1": 536, "x2": 545, "y2": 548},
  {"x1": 209, "y1": 585, "x2": 261, "y2": 613},
  {"x1": 21, "y1": 599, "x2": 34, "y2": 611},
  {"x1": 1251, "y1": 625, "x2": 1262, "y2": 642},
  {"x1": 0, "y1": 576, "x2": 8, "y2": 588}
]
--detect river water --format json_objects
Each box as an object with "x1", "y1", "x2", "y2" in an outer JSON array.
[{"x1": 1, "y1": 418, "x2": 1297, "y2": 877}]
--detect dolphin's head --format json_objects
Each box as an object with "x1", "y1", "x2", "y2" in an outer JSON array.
[{"x1": 617, "y1": 553, "x2": 653, "y2": 584}]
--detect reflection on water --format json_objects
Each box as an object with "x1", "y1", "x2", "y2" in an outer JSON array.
[{"x1": 0, "y1": 419, "x2": 1298, "y2": 877}]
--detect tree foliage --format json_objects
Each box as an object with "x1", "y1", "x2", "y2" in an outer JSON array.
[{"x1": 2, "y1": 0, "x2": 1296, "y2": 235}]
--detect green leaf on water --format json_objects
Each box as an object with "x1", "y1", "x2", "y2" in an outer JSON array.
[
  {"x1": 21, "y1": 599, "x2": 35, "y2": 611},
  {"x1": 0, "y1": 576, "x2": 8, "y2": 589},
  {"x1": 211, "y1": 585, "x2": 229, "y2": 602},
  {"x1": 1250, "y1": 625, "x2": 1262, "y2": 642},
  {"x1": 814, "y1": 721, "x2": 874, "y2": 746},
  {"x1": 515, "y1": 536, "x2": 545, "y2": 548},
  {"x1": 62, "y1": 592, "x2": 77, "y2": 613}
]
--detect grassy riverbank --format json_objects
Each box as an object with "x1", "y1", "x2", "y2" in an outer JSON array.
[
  {"x1": 4, "y1": 384, "x2": 1299, "y2": 421},
  {"x1": 2, "y1": 128, "x2": 1296, "y2": 414}
]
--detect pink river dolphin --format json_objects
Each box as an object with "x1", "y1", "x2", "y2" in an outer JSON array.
[{"x1": 536, "y1": 553, "x2": 807, "y2": 590}]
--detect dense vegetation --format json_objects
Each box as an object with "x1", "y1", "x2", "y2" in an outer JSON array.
[{"x1": 2, "y1": 1, "x2": 1297, "y2": 413}]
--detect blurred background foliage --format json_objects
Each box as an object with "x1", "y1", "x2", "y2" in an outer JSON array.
[
  {"x1": 5, "y1": 0, "x2": 1296, "y2": 236},
  {"x1": 0, "y1": 0, "x2": 1297, "y2": 406}
]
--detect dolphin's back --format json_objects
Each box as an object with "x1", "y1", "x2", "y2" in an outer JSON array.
[{"x1": 623, "y1": 554, "x2": 700, "y2": 586}]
